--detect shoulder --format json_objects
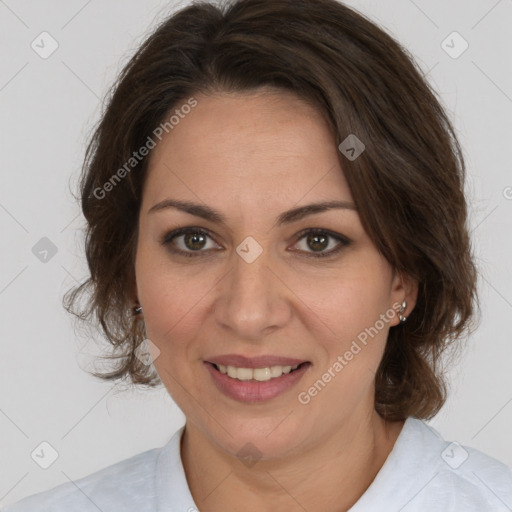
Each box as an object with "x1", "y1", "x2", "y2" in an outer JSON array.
[
  {"x1": 352, "y1": 417, "x2": 512, "y2": 511},
  {"x1": 432, "y1": 439, "x2": 512, "y2": 509},
  {"x1": 2, "y1": 445, "x2": 164, "y2": 512},
  {"x1": 396, "y1": 418, "x2": 512, "y2": 511}
]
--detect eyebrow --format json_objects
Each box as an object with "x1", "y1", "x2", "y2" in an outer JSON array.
[{"x1": 148, "y1": 198, "x2": 357, "y2": 227}]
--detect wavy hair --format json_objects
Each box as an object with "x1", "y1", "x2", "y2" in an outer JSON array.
[{"x1": 64, "y1": 0, "x2": 479, "y2": 420}]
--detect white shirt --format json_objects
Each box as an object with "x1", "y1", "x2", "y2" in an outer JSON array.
[{"x1": 3, "y1": 417, "x2": 512, "y2": 511}]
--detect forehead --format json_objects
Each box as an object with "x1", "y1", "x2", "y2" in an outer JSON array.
[{"x1": 142, "y1": 90, "x2": 353, "y2": 213}]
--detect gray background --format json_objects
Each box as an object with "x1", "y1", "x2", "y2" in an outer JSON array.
[{"x1": 1, "y1": 0, "x2": 511, "y2": 507}]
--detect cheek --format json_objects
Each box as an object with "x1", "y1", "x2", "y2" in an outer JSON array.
[
  {"x1": 295, "y1": 261, "x2": 393, "y2": 394},
  {"x1": 139, "y1": 274, "x2": 203, "y2": 347},
  {"x1": 135, "y1": 246, "x2": 216, "y2": 358},
  {"x1": 297, "y1": 271, "x2": 392, "y2": 409},
  {"x1": 135, "y1": 246, "x2": 179, "y2": 341},
  {"x1": 137, "y1": 262, "x2": 205, "y2": 402},
  {"x1": 302, "y1": 260, "x2": 391, "y2": 337}
]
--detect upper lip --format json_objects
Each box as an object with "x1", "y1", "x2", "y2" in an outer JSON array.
[{"x1": 206, "y1": 354, "x2": 309, "y2": 368}]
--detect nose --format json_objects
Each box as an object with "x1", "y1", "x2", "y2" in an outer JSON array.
[{"x1": 213, "y1": 243, "x2": 292, "y2": 341}]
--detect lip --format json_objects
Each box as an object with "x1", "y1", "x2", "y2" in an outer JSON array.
[
  {"x1": 205, "y1": 354, "x2": 308, "y2": 368},
  {"x1": 204, "y1": 361, "x2": 311, "y2": 403}
]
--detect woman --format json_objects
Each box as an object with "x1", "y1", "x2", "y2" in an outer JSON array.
[{"x1": 5, "y1": 0, "x2": 511, "y2": 510}]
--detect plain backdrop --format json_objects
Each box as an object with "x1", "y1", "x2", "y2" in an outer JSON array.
[{"x1": 1, "y1": 0, "x2": 511, "y2": 507}]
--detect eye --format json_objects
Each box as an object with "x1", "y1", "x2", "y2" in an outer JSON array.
[
  {"x1": 161, "y1": 227, "x2": 220, "y2": 257},
  {"x1": 160, "y1": 227, "x2": 351, "y2": 259},
  {"x1": 291, "y1": 228, "x2": 350, "y2": 258}
]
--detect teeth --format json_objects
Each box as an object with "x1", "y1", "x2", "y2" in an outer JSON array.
[{"x1": 216, "y1": 364, "x2": 300, "y2": 381}]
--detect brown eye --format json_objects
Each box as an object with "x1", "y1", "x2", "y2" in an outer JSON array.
[
  {"x1": 291, "y1": 229, "x2": 351, "y2": 258},
  {"x1": 161, "y1": 227, "x2": 350, "y2": 259},
  {"x1": 161, "y1": 227, "x2": 220, "y2": 258},
  {"x1": 182, "y1": 232, "x2": 208, "y2": 251},
  {"x1": 306, "y1": 232, "x2": 329, "y2": 252}
]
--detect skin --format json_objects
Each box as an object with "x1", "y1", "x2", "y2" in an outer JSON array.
[{"x1": 134, "y1": 88, "x2": 418, "y2": 512}]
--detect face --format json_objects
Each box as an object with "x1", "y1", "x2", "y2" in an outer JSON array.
[{"x1": 135, "y1": 88, "x2": 414, "y2": 459}]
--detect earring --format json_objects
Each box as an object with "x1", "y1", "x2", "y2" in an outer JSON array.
[
  {"x1": 398, "y1": 300, "x2": 407, "y2": 323},
  {"x1": 133, "y1": 304, "x2": 142, "y2": 315}
]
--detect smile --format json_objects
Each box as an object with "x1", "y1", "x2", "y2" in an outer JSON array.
[
  {"x1": 212, "y1": 363, "x2": 303, "y2": 382},
  {"x1": 204, "y1": 361, "x2": 311, "y2": 403}
]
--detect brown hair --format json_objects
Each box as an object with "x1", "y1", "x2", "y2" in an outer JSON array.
[{"x1": 64, "y1": 0, "x2": 478, "y2": 421}]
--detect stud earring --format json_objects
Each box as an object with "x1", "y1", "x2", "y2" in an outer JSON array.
[{"x1": 398, "y1": 300, "x2": 407, "y2": 323}]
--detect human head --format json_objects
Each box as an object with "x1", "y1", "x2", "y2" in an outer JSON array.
[{"x1": 64, "y1": 0, "x2": 478, "y2": 422}]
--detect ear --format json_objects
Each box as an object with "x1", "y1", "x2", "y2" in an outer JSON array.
[{"x1": 389, "y1": 269, "x2": 418, "y2": 327}]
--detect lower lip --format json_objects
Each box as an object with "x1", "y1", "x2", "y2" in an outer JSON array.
[{"x1": 204, "y1": 362, "x2": 311, "y2": 403}]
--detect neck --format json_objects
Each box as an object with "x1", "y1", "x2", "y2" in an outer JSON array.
[{"x1": 180, "y1": 411, "x2": 405, "y2": 512}]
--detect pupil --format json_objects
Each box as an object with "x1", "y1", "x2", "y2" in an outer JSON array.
[
  {"x1": 185, "y1": 232, "x2": 205, "y2": 250},
  {"x1": 308, "y1": 233, "x2": 327, "y2": 252}
]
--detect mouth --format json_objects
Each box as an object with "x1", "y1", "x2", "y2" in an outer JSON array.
[
  {"x1": 206, "y1": 361, "x2": 310, "y2": 382},
  {"x1": 204, "y1": 360, "x2": 312, "y2": 403}
]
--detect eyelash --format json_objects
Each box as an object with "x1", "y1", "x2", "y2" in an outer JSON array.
[{"x1": 160, "y1": 227, "x2": 351, "y2": 259}]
